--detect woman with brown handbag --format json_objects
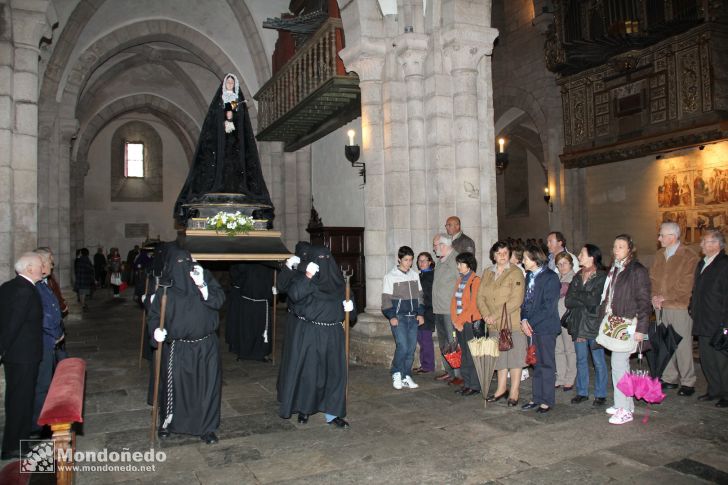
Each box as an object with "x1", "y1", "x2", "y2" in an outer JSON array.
[{"x1": 476, "y1": 241, "x2": 526, "y2": 406}]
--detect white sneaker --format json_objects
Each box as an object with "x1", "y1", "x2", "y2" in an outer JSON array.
[
  {"x1": 392, "y1": 372, "x2": 403, "y2": 390},
  {"x1": 608, "y1": 408, "x2": 633, "y2": 425},
  {"x1": 605, "y1": 406, "x2": 618, "y2": 415},
  {"x1": 402, "y1": 375, "x2": 419, "y2": 389},
  {"x1": 521, "y1": 369, "x2": 530, "y2": 381}
]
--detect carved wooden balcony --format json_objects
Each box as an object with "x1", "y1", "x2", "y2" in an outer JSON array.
[{"x1": 254, "y1": 18, "x2": 360, "y2": 152}]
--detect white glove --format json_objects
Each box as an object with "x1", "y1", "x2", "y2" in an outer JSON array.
[
  {"x1": 286, "y1": 256, "x2": 301, "y2": 270},
  {"x1": 141, "y1": 294, "x2": 146, "y2": 303},
  {"x1": 190, "y1": 264, "x2": 205, "y2": 287},
  {"x1": 272, "y1": 286, "x2": 278, "y2": 295},
  {"x1": 153, "y1": 328, "x2": 167, "y2": 343},
  {"x1": 306, "y1": 262, "x2": 319, "y2": 275},
  {"x1": 343, "y1": 300, "x2": 354, "y2": 312}
]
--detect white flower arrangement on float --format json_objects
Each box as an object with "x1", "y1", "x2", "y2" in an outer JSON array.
[{"x1": 206, "y1": 211, "x2": 255, "y2": 236}]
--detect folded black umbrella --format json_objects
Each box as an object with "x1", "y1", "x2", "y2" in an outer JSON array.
[{"x1": 647, "y1": 311, "x2": 683, "y2": 378}]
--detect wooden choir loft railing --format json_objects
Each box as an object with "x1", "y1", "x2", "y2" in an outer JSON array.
[{"x1": 254, "y1": 17, "x2": 360, "y2": 152}]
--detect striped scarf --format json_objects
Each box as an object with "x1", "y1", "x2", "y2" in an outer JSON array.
[{"x1": 455, "y1": 271, "x2": 472, "y2": 315}]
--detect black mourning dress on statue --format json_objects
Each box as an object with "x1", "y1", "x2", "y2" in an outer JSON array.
[
  {"x1": 174, "y1": 73, "x2": 273, "y2": 225},
  {"x1": 226, "y1": 263, "x2": 275, "y2": 361},
  {"x1": 147, "y1": 244, "x2": 225, "y2": 437},
  {"x1": 277, "y1": 245, "x2": 354, "y2": 420}
]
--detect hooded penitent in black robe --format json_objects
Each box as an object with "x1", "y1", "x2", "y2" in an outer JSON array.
[
  {"x1": 226, "y1": 263, "x2": 275, "y2": 361},
  {"x1": 173, "y1": 73, "x2": 273, "y2": 225},
  {"x1": 147, "y1": 244, "x2": 225, "y2": 436},
  {"x1": 277, "y1": 245, "x2": 355, "y2": 420},
  {"x1": 276, "y1": 242, "x2": 313, "y2": 397}
]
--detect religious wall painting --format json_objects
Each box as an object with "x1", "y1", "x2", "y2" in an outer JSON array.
[{"x1": 657, "y1": 154, "x2": 728, "y2": 243}]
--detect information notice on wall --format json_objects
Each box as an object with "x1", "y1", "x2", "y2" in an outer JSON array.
[
  {"x1": 125, "y1": 223, "x2": 149, "y2": 239},
  {"x1": 657, "y1": 143, "x2": 728, "y2": 243}
]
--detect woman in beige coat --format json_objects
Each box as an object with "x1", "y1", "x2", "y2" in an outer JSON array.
[{"x1": 477, "y1": 241, "x2": 526, "y2": 406}]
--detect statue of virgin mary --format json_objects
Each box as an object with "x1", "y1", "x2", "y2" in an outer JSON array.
[{"x1": 174, "y1": 73, "x2": 273, "y2": 226}]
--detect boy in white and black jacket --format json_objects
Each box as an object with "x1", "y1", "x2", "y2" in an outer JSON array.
[{"x1": 382, "y1": 246, "x2": 425, "y2": 390}]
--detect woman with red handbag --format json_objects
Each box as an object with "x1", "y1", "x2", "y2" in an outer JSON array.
[
  {"x1": 449, "y1": 252, "x2": 482, "y2": 396},
  {"x1": 476, "y1": 242, "x2": 526, "y2": 406},
  {"x1": 519, "y1": 245, "x2": 561, "y2": 413}
]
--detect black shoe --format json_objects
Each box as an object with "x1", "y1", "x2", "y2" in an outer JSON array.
[
  {"x1": 297, "y1": 413, "x2": 309, "y2": 424},
  {"x1": 716, "y1": 399, "x2": 728, "y2": 408},
  {"x1": 1, "y1": 449, "x2": 21, "y2": 460},
  {"x1": 454, "y1": 387, "x2": 467, "y2": 395},
  {"x1": 522, "y1": 402, "x2": 538, "y2": 410},
  {"x1": 698, "y1": 393, "x2": 716, "y2": 402},
  {"x1": 661, "y1": 380, "x2": 678, "y2": 390},
  {"x1": 328, "y1": 417, "x2": 350, "y2": 428},
  {"x1": 593, "y1": 397, "x2": 607, "y2": 406},
  {"x1": 678, "y1": 386, "x2": 695, "y2": 396},
  {"x1": 462, "y1": 388, "x2": 480, "y2": 396},
  {"x1": 157, "y1": 428, "x2": 170, "y2": 439},
  {"x1": 201, "y1": 432, "x2": 218, "y2": 444},
  {"x1": 563, "y1": 385, "x2": 574, "y2": 392},
  {"x1": 507, "y1": 398, "x2": 519, "y2": 407},
  {"x1": 486, "y1": 390, "x2": 509, "y2": 402},
  {"x1": 536, "y1": 406, "x2": 551, "y2": 413},
  {"x1": 571, "y1": 395, "x2": 589, "y2": 404}
]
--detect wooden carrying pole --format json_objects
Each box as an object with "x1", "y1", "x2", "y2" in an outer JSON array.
[
  {"x1": 150, "y1": 287, "x2": 168, "y2": 443},
  {"x1": 271, "y1": 271, "x2": 278, "y2": 365},
  {"x1": 343, "y1": 272, "x2": 351, "y2": 400},
  {"x1": 138, "y1": 277, "x2": 149, "y2": 368}
]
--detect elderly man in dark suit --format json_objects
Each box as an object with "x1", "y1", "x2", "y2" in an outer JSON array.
[
  {"x1": 690, "y1": 229, "x2": 728, "y2": 408},
  {"x1": 0, "y1": 252, "x2": 44, "y2": 460}
]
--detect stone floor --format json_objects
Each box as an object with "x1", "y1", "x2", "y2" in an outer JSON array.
[{"x1": 2, "y1": 292, "x2": 728, "y2": 484}]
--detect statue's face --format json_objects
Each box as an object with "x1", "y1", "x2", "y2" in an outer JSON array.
[{"x1": 225, "y1": 77, "x2": 234, "y2": 91}]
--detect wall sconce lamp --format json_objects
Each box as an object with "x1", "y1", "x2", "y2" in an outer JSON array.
[
  {"x1": 345, "y1": 129, "x2": 365, "y2": 184},
  {"x1": 544, "y1": 186, "x2": 553, "y2": 212},
  {"x1": 496, "y1": 137, "x2": 509, "y2": 174}
]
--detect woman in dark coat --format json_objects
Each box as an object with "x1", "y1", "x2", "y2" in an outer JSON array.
[
  {"x1": 277, "y1": 245, "x2": 354, "y2": 428},
  {"x1": 598, "y1": 234, "x2": 651, "y2": 425},
  {"x1": 520, "y1": 244, "x2": 561, "y2": 413},
  {"x1": 565, "y1": 244, "x2": 608, "y2": 406},
  {"x1": 414, "y1": 252, "x2": 435, "y2": 374},
  {"x1": 74, "y1": 248, "x2": 95, "y2": 310},
  {"x1": 147, "y1": 243, "x2": 225, "y2": 444}
]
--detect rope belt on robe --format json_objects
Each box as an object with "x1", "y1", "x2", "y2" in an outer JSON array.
[
  {"x1": 161, "y1": 332, "x2": 214, "y2": 430},
  {"x1": 290, "y1": 309, "x2": 343, "y2": 327},
  {"x1": 241, "y1": 294, "x2": 269, "y2": 343}
]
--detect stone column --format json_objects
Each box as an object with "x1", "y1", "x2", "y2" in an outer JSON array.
[
  {"x1": 341, "y1": 55, "x2": 385, "y2": 312},
  {"x1": 442, "y1": 28, "x2": 499, "y2": 258},
  {"x1": 381, "y1": 56, "x2": 410, "y2": 255},
  {"x1": 57, "y1": 118, "x2": 78, "y2": 286},
  {"x1": 295, "y1": 146, "x2": 312, "y2": 243},
  {"x1": 9, "y1": 5, "x2": 53, "y2": 261},
  {"x1": 395, "y1": 33, "x2": 429, "y2": 256},
  {"x1": 283, "y1": 151, "x2": 299, "y2": 251},
  {"x1": 266, "y1": 141, "x2": 285, "y2": 234},
  {"x1": 0, "y1": 4, "x2": 14, "y2": 281}
]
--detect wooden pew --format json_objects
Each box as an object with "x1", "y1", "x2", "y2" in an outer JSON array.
[{"x1": 37, "y1": 357, "x2": 86, "y2": 485}]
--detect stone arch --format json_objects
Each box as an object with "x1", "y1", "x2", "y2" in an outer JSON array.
[
  {"x1": 77, "y1": 53, "x2": 208, "y2": 119},
  {"x1": 494, "y1": 87, "x2": 550, "y2": 175},
  {"x1": 74, "y1": 94, "x2": 199, "y2": 170},
  {"x1": 57, "y1": 19, "x2": 257, "y2": 119},
  {"x1": 232, "y1": 0, "x2": 272, "y2": 84}
]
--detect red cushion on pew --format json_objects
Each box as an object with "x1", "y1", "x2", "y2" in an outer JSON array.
[
  {"x1": 37, "y1": 358, "x2": 86, "y2": 426},
  {"x1": 0, "y1": 461, "x2": 30, "y2": 485}
]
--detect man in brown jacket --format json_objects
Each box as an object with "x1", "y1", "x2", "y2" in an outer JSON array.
[{"x1": 650, "y1": 222, "x2": 699, "y2": 396}]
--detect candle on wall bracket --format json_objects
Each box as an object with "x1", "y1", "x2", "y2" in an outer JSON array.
[{"x1": 345, "y1": 129, "x2": 365, "y2": 184}]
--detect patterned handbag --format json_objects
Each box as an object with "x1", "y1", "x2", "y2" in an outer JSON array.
[
  {"x1": 498, "y1": 303, "x2": 514, "y2": 352},
  {"x1": 596, "y1": 313, "x2": 638, "y2": 353}
]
